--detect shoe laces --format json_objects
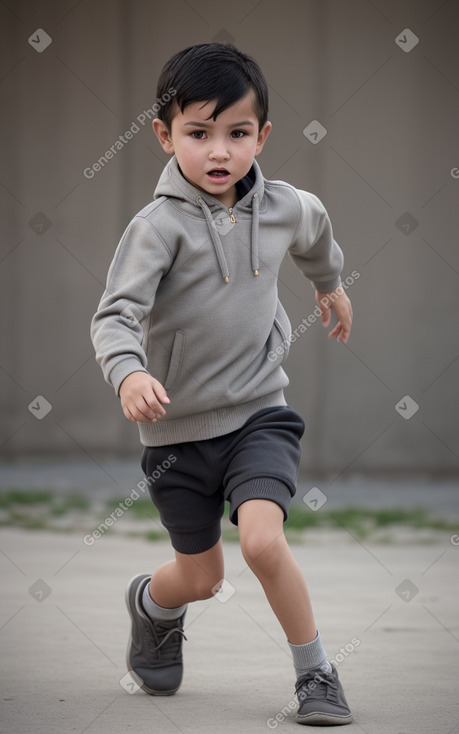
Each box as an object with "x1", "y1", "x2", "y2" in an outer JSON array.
[
  {"x1": 143, "y1": 617, "x2": 187, "y2": 661},
  {"x1": 295, "y1": 668, "x2": 339, "y2": 703}
]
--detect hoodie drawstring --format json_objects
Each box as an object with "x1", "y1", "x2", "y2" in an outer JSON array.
[
  {"x1": 197, "y1": 194, "x2": 260, "y2": 284},
  {"x1": 251, "y1": 193, "x2": 259, "y2": 276}
]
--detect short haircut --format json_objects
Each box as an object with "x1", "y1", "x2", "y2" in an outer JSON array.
[{"x1": 156, "y1": 43, "x2": 269, "y2": 131}]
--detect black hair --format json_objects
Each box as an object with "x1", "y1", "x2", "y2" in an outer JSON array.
[{"x1": 156, "y1": 43, "x2": 269, "y2": 131}]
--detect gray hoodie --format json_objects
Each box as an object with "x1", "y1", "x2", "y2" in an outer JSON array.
[{"x1": 90, "y1": 156, "x2": 343, "y2": 446}]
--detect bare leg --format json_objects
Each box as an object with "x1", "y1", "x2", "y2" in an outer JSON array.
[
  {"x1": 238, "y1": 499, "x2": 317, "y2": 644},
  {"x1": 149, "y1": 539, "x2": 225, "y2": 608}
]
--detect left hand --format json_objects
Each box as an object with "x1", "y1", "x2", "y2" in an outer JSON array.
[{"x1": 315, "y1": 285, "x2": 353, "y2": 344}]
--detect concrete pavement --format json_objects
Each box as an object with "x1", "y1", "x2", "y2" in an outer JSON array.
[{"x1": 0, "y1": 527, "x2": 458, "y2": 734}]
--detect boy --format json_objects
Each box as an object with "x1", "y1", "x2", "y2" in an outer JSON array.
[{"x1": 91, "y1": 43, "x2": 353, "y2": 726}]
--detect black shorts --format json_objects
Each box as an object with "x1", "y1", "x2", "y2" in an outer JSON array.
[{"x1": 140, "y1": 405, "x2": 305, "y2": 555}]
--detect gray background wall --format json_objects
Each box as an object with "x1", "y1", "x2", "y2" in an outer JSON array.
[{"x1": 1, "y1": 0, "x2": 458, "y2": 475}]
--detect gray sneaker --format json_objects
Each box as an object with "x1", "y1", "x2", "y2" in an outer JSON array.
[
  {"x1": 295, "y1": 665, "x2": 353, "y2": 726},
  {"x1": 125, "y1": 573, "x2": 187, "y2": 695}
]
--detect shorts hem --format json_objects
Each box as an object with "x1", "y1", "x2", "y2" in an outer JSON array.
[
  {"x1": 168, "y1": 519, "x2": 221, "y2": 555},
  {"x1": 228, "y1": 477, "x2": 294, "y2": 525}
]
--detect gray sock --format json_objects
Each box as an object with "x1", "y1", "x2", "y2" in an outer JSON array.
[
  {"x1": 288, "y1": 630, "x2": 332, "y2": 677},
  {"x1": 141, "y1": 581, "x2": 187, "y2": 622}
]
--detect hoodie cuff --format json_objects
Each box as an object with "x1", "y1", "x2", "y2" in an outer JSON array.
[
  {"x1": 109, "y1": 359, "x2": 149, "y2": 396},
  {"x1": 312, "y1": 276, "x2": 342, "y2": 293}
]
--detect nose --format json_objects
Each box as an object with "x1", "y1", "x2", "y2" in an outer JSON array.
[{"x1": 209, "y1": 139, "x2": 230, "y2": 162}]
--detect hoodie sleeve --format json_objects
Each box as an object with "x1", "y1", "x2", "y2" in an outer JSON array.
[
  {"x1": 288, "y1": 190, "x2": 344, "y2": 293},
  {"x1": 90, "y1": 215, "x2": 173, "y2": 396}
]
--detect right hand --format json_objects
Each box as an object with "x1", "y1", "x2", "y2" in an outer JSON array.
[{"x1": 119, "y1": 371, "x2": 170, "y2": 423}]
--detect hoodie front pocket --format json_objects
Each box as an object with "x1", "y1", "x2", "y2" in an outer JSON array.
[
  {"x1": 272, "y1": 317, "x2": 290, "y2": 360},
  {"x1": 272, "y1": 301, "x2": 292, "y2": 360},
  {"x1": 164, "y1": 330, "x2": 186, "y2": 392},
  {"x1": 273, "y1": 316, "x2": 289, "y2": 343}
]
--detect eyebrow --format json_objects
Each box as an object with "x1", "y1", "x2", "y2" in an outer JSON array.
[{"x1": 183, "y1": 120, "x2": 255, "y2": 128}]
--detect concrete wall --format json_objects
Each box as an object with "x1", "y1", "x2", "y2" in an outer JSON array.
[{"x1": 1, "y1": 0, "x2": 458, "y2": 474}]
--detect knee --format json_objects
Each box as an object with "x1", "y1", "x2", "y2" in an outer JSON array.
[{"x1": 240, "y1": 531, "x2": 284, "y2": 578}]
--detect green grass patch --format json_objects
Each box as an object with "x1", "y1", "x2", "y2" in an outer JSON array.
[
  {"x1": 0, "y1": 489, "x2": 54, "y2": 507},
  {"x1": 285, "y1": 505, "x2": 458, "y2": 539},
  {"x1": 140, "y1": 530, "x2": 168, "y2": 542},
  {"x1": 105, "y1": 497, "x2": 160, "y2": 519},
  {"x1": 0, "y1": 489, "x2": 91, "y2": 530},
  {"x1": 0, "y1": 489, "x2": 90, "y2": 510},
  {"x1": 0, "y1": 488, "x2": 456, "y2": 542}
]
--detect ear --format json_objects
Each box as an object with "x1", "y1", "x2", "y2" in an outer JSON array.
[
  {"x1": 152, "y1": 118, "x2": 175, "y2": 154},
  {"x1": 255, "y1": 121, "x2": 272, "y2": 156}
]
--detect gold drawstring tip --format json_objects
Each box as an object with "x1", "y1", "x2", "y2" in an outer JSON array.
[
  {"x1": 254, "y1": 269, "x2": 259, "y2": 276},
  {"x1": 224, "y1": 276, "x2": 229, "y2": 283}
]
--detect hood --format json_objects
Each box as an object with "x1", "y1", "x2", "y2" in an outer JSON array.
[{"x1": 153, "y1": 155, "x2": 265, "y2": 284}]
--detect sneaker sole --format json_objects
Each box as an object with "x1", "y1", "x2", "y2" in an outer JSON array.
[
  {"x1": 124, "y1": 573, "x2": 180, "y2": 696},
  {"x1": 296, "y1": 711, "x2": 353, "y2": 726}
]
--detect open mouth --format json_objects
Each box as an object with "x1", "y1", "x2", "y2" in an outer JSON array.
[{"x1": 207, "y1": 168, "x2": 230, "y2": 181}]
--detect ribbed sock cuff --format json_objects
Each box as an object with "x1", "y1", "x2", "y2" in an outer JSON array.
[
  {"x1": 288, "y1": 630, "x2": 332, "y2": 677},
  {"x1": 141, "y1": 581, "x2": 187, "y2": 621}
]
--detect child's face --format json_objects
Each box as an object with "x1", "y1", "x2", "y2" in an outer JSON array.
[{"x1": 153, "y1": 91, "x2": 271, "y2": 208}]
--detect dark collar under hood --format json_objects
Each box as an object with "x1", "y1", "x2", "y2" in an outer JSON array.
[{"x1": 153, "y1": 155, "x2": 265, "y2": 284}]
